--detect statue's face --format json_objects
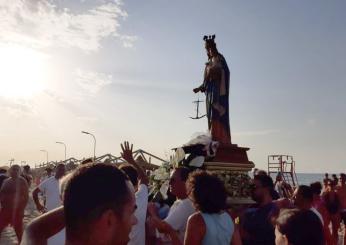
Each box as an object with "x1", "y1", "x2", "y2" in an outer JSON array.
[{"x1": 206, "y1": 47, "x2": 217, "y2": 58}]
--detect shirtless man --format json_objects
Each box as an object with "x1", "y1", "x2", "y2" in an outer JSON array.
[
  {"x1": 0, "y1": 164, "x2": 29, "y2": 242},
  {"x1": 337, "y1": 173, "x2": 346, "y2": 245}
]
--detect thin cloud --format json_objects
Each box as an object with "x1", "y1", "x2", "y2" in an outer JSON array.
[
  {"x1": 0, "y1": 0, "x2": 135, "y2": 52},
  {"x1": 75, "y1": 68, "x2": 113, "y2": 95},
  {"x1": 119, "y1": 35, "x2": 138, "y2": 48},
  {"x1": 0, "y1": 97, "x2": 34, "y2": 116}
]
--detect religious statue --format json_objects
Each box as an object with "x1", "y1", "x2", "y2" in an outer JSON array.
[{"x1": 193, "y1": 35, "x2": 231, "y2": 144}]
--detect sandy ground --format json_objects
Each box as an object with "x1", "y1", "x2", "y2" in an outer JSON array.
[{"x1": 0, "y1": 191, "x2": 40, "y2": 245}]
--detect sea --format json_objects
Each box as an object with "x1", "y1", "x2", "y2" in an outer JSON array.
[
  {"x1": 256, "y1": 173, "x2": 327, "y2": 185},
  {"x1": 251, "y1": 172, "x2": 331, "y2": 186},
  {"x1": 295, "y1": 173, "x2": 325, "y2": 185}
]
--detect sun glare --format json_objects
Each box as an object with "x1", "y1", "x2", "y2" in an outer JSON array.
[{"x1": 0, "y1": 44, "x2": 46, "y2": 98}]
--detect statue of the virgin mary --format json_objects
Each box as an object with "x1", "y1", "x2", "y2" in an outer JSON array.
[{"x1": 193, "y1": 35, "x2": 231, "y2": 144}]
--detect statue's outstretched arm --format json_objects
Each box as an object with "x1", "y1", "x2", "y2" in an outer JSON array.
[{"x1": 193, "y1": 84, "x2": 205, "y2": 93}]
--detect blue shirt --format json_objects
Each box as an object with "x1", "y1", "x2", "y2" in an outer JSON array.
[{"x1": 201, "y1": 212, "x2": 234, "y2": 245}]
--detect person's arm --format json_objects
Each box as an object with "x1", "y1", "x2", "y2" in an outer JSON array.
[
  {"x1": 32, "y1": 186, "x2": 45, "y2": 213},
  {"x1": 165, "y1": 224, "x2": 182, "y2": 245},
  {"x1": 21, "y1": 206, "x2": 65, "y2": 245},
  {"x1": 121, "y1": 141, "x2": 149, "y2": 186},
  {"x1": 20, "y1": 178, "x2": 29, "y2": 207},
  {"x1": 184, "y1": 213, "x2": 205, "y2": 245},
  {"x1": 225, "y1": 210, "x2": 242, "y2": 245},
  {"x1": 0, "y1": 179, "x2": 9, "y2": 203},
  {"x1": 147, "y1": 202, "x2": 173, "y2": 233},
  {"x1": 27, "y1": 175, "x2": 33, "y2": 188},
  {"x1": 230, "y1": 224, "x2": 242, "y2": 245}
]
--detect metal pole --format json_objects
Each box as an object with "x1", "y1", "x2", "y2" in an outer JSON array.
[
  {"x1": 82, "y1": 131, "x2": 96, "y2": 160},
  {"x1": 56, "y1": 142, "x2": 67, "y2": 160},
  {"x1": 40, "y1": 150, "x2": 48, "y2": 163}
]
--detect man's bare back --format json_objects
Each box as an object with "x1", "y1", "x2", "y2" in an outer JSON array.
[
  {"x1": 0, "y1": 176, "x2": 29, "y2": 209},
  {"x1": 0, "y1": 165, "x2": 29, "y2": 242}
]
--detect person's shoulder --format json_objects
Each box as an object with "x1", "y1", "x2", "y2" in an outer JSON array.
[
  {"x1": 179, "y1": 199, "x2": 195, "y2": 214},
  {"x1": 40, "y1": 176, "x2": 54, "y2": 186},
  {"x1": 18, "y1": 176, "x2": 28, "y2": 182},
  {"x1": 336, "y1": 185, "x2": 346, "y2": 192},
  {"x1": 135, "y1": 184, "x2": 148, "y2": 203},
  {"x1": 137, "y1": 184, "x2": 148, "y2": 193},
  {"x1": 45, "y1": 176, "x2": 55, "y2": 181},
  {"x1": 0, "y1": 175, "x2": 8, "y2": 180},
  {"x1": 188, "y1": 212, "x2": 204, "y2": 226},
  {"x1": 182, "y1": 197, "x2": 193, "y2": 204},
  {"x1": 181, "y1": 198, "x2": 194, "y2": 208},
  {"x1": 307, "y1": 209, "x2": 323, "y2": 222},
  {"x1": 1, "y1": 177, "x2": 12, "y2": 186}
]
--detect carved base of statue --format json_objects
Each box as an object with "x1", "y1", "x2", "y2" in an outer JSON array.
[
  {"x1": 208, "y1": 143, "x2": 252, "y2": 165},
  {"x1": 204, "y1": 143, "x2": 255, "y2": 205},
  {"x1": 175, "y1": 137, "x2": 254, "y2": 204}
]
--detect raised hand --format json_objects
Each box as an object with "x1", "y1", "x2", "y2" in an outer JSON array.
[
  {"x1": 121, "y1": 141, "x2": 135, "y2": 163},
  {"x1": 120, "y1": 141, "x2": 149, "y2": 186}
]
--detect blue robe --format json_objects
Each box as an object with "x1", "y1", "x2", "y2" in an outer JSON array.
[{"x1": 202, "y1": 53, "x2": 231, "y2": 143}]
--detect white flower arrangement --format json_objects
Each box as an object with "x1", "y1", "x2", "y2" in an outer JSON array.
[{"x1": 149, "y1": 162, "x2": 171, "y2": 200}]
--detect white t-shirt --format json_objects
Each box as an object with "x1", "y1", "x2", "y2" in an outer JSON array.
[
  {"x1": 160, "y1": 198, "x2": 195, "y2": 243},
  {"x1": 38, "y1": 176, "x2": 61, "y2": 211},
  {"x1": 128, "y1": 184, "x2": 148, "y2": 245}
]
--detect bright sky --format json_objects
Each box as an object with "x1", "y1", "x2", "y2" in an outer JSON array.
[{"x1": 0, "y1": 0, "x2": 345, "y2": 173}]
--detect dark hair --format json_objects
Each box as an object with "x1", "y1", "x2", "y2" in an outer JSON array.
[
  {"x1": 255, "y1": 170, "x2": 268, "y2": 176},
  {"x1": 119, "y1": 164, "x2": 138, "y2": 187},
  {"x1": 271, "y1": 189, "x2": 280, "y2": 200},
  {"x1": 254, "y1": 174, "x2": 274, "y2": 189},
  {"x1": 175, "y1": 167, "x2": 191, "y2": 182},
  {"x1": 297, "y1": 185, "x2": 313, "y2": 202},
  {"x1": 63, "y1": 163, "x2": 130, "y2": 238},
  {"x1": 23, "y1": 165, "x2": 30, "y2": 171},
  {"x1": 0, "y1": 168, "x2": 7, "y2": 174},
  {"x1": 81, "y1": 158, "x2": 93, "y2": 165},
  {"x1": 276, "y1": 209, "x2": 324, "y2": 245},
  {"x1": 310, "y1": 182, "x2": 322, "y2": 195},
  {"x1": 187, "y1": 170, "x2": 227, "y2": 213}
]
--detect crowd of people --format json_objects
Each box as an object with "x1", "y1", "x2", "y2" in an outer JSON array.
[{"x1": 0, "y1": 142, "x2": 345, "y2": 245}]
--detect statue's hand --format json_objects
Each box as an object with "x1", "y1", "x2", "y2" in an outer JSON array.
[{"x1": 193, "y1": 88, "x2": 200, "y2": 93}]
